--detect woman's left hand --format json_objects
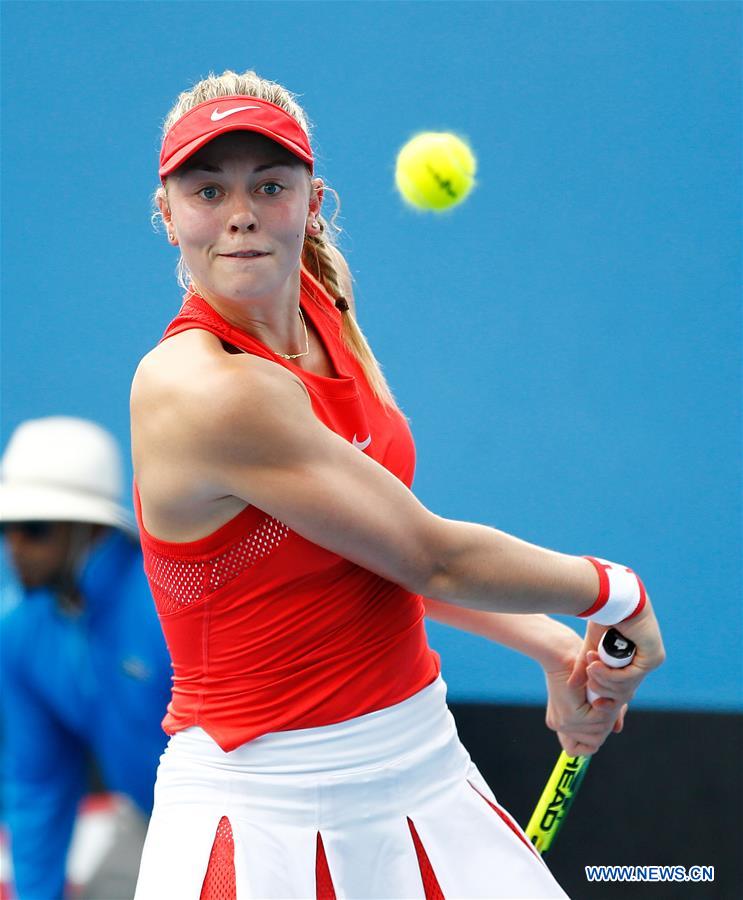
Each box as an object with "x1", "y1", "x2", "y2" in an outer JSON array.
[{"x1": 544, "y1": 626, "x2": 633, "y2": 757}]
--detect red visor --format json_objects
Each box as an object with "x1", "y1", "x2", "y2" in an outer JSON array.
[{"x1": 159, "y1": 95, "x2": 313, "y2": 181}]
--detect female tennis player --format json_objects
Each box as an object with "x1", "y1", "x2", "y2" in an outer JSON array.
[{"x1": 131, "y1": 70, "x2": 664, "y2": 899}]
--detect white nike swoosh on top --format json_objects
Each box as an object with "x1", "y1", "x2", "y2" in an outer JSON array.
[
  {"x1": 210, "y1": 106, "x2": 262, "y2": 121},
  {"x1": 352, "y1": 434, "x2": 372, "y2": 451}
]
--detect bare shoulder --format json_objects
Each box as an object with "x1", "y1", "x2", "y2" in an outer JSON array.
[
  {"x1": 131, "y1": 331, "x2": 227, "y2": 523},
  {"x1": 131, "y1": 331, "x2": 223, "y2": 438},
  {"x1": 131, "y1": 329, "x2": 310, "y2": 538},
  {"x1": 132, "y1": 330, "x2": 304, "y2": 424}
]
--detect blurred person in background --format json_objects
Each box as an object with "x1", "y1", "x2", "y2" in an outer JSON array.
[{"x1": 0, "y1": 417, "x2": 172, "y2": 900}]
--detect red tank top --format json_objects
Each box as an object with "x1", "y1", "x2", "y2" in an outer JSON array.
[{"x1": 134, "y1": 269, "x2": 440, "y2": 751}]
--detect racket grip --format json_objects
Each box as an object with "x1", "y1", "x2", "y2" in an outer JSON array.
[{"x1": 586, "y1": 627, "x2": 636, "y2": 704}]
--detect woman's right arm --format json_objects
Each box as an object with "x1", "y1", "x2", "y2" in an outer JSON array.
[{"x1": 151, "y1": 354, "x2": 664, "y2": 671}]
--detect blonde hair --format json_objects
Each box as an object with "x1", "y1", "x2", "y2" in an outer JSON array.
[{"x1": 154, "y1": 69, "x2": 395, "y2": 409}]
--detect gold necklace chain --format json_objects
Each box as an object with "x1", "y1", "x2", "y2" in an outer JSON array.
[{"x1": 275, "y1": 308, "x2": 310, "y2": 360}]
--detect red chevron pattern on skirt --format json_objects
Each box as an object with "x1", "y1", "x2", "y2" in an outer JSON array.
[
  {"x1": 315, "y1": 832, "x2": 336, "y2": 899},
  {"x1": 407, "y1": 818, "x2": 445, "y2": 900},
  {"x1": 196, "y1": 817, "x2": 446, "y2": 899},
  {"x1": 199, "y1": 816, "x2": 236, "y2": 900}
]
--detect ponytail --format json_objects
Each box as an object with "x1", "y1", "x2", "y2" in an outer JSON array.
[{"x1": 302, "y1": 221, "x2": 396, "y2": 410}]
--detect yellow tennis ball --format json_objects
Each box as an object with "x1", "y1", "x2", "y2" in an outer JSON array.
[{"x1": 395, "y1": 132, "x2": 477, "y2": 212}]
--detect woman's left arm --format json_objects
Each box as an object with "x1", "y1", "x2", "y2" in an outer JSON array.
[{"x1": 423, "y1": 598, "x2": 633, "y2": 756}]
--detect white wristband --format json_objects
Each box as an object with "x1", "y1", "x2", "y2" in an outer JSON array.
[{"x1": 579, "y1": 557, "x2": 647, "y2": 626}]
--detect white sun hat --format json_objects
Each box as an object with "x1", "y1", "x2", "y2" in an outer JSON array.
[{"x1": 0, "y1": 417, "x2": 136, "y2": 536}]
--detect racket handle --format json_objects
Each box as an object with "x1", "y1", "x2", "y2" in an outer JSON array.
[{"x1": 586, "y1": 627, "x2": 636, "y2": 704}]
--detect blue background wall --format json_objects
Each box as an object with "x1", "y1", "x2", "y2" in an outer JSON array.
[{"x1": 2, "y1": 1, "x2": 740, "y2": 710}]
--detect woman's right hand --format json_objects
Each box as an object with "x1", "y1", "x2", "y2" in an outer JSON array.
[{"x1": 578, "y1": 599, "x2": 665, "y2": 706}]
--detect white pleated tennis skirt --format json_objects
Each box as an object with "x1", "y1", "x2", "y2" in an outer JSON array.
[{"x1": 134, "y1": 676, "x2": 567, "y2": 899}]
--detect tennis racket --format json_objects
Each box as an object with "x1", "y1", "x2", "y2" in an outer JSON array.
[{"x1": 525, "y1": 627, "x2": 635, "y2": 854}]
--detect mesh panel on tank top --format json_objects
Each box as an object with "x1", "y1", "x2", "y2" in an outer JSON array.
[{"x1": 144, "y1": 513, "x2": 290, "y2": 615}]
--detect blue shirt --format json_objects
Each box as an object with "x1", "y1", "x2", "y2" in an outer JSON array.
[{"x1": 1, "y1": 530, "x2": 172, "y2": 899}]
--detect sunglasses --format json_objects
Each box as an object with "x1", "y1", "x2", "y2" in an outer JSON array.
[{"x1": 0, "y1": 521, "x2": 56, "y2": 541}]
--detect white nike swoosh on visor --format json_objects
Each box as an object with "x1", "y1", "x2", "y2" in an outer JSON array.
[
  {"x1": 210, "y1": 106, "x2": 262, "y2": 121},
  {"x1": 352, "y1": 434, "x2": 371, "y2": 451}
]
